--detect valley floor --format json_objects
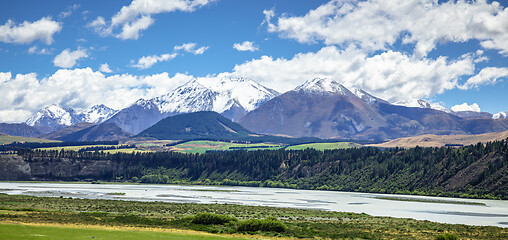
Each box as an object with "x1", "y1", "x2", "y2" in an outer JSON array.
[{"x1": 0, "y1": 193, "x2": 506, "y2": 239}]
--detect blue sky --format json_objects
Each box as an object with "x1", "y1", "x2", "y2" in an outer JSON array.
[{"x1": 0, "y1": 0, "x2": 507, "y2": 122}]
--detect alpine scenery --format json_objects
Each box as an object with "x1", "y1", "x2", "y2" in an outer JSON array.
[{"x1": 0, "y1": 0, "x2": 507, "y2": 239}]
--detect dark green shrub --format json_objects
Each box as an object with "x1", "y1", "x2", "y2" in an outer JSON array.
[
  {"x1": 237, "y1": 217, "x2": 287, "y2": 232},
  {"x1": 191, "y1": 213, "x2": 238, "y2": 225},
  {"x1": 435, "y1": 233, "x2": 458, "y2": 240}
]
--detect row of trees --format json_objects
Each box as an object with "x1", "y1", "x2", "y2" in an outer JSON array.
[{"x1": 18, "y1": 138, "x2": 508, "y2": 199}]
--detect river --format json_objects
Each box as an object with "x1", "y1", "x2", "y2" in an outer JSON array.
[{"x1": 0, "y1": 182, "x2": 506, "y2": 227}]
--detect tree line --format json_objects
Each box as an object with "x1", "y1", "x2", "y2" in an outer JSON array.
[{"x1": 17, "y1": 138, "x2": 508, "y2": 199}]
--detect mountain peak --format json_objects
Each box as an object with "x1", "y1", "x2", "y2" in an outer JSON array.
[
  {"x1": 493, "y1": 111, "x2": 507, "y2": 119},
  {"x1": 295, "y1": 78, "x2": 353, "y2": 96},
  {"x1": 156, "y1": 76, "x2": 279, "y2": 114},
  {"x1": 26, "y1": 104, "x2": 75, "y2": 127},
  {"x1": 25, "y1": 104, "x2": 118, "y2": 133}
]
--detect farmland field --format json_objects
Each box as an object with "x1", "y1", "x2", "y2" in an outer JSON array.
[
  {"x1": 171, "y1": 140, "x2": 284, "y2": 153},
  {"x1": 36, "y1": 144, "x2": 118, "y2": 151},
  {"x1": 0, "y1": 135, "x2": 59, "y2": 145},
  {"x1": 286, "y1": 142, "x2": 360, "y2": 150}
]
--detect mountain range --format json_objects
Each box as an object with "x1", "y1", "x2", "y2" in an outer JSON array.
[
  {"x1": 237, "y1": 78, "x2": 508, "y2": 140},
  {"x1": 25, "y1": 104, "x2": 118, "y2": 134},
  {"x1": 1, "y1": 76, "x2": 507, "y2": 142},
  {"x1": 106, "y1": 77, "x2": 279, "y2": 134}
]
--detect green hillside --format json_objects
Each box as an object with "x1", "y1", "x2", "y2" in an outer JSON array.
[
  {"x1": 137, "y1": 111, "x2": 254, "y2": 141},
  {"x1": 0, "y1": 134, "x2": 60, "y2": 145}
]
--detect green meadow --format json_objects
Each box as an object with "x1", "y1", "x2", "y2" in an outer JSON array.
[
  {"x1": 0, "y1": 223, "x2": 253, "y2": 240},
  {"x1": 0, "y1": 193, "x2": 506, "y2": 239}
]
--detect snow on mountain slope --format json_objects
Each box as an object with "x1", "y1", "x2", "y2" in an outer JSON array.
[
  {"x1": 393, "y1": 99, "x2": 452, "y2": 113},
  {"x1": 154, "y1": 77, "x2": 279, "y2": 114},
  {"x1": 106, "y1": 77, "x2": 280, "y2": 134},
  {"x1": 75, "y1": 104, "x2": 118, "y2": 124},
  {"x1": 493, "y1": 111, "x2": 507, "y2": 119},
  {"x1": 295, "y1": 77, "x2": 355, "y2": 97},
  {"x1": 351, "y1": 88, "x2": 389, "y2": 105},
  {"x1": 26, "y1": 105, "x2": 78, "y2": 127},
  {"x1": 25, "y1": 104, "x2": 117, "y2": 133}
]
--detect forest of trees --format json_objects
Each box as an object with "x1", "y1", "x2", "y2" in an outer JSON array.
[{"x1": 17, "y1": 138, "x2": 508, "y2": 199}]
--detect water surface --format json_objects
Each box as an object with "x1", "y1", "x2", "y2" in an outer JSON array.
[{"x1": 0, "y1": 182, "x2": 506, "y2": 227}]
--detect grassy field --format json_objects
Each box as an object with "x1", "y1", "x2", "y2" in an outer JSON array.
[
  {"x1": 0, "y1": 223, "x2": 254, "y2": 240},
  {"x1": 0, "y1": 193, "x2": 506, "y2": 239},
  {"x1": 36, "y1": 144, "x2": 117, "y2": 151},
  {"x1": 0, "y1": 135, "x2": 60, "y2": 145},
  {"x1": 286, "y1": 142, "x2": 360, "y2": 150},
  {"x1": 171, "y1": 141, "x2": 284, "y2": 153},
  {"x1": 102, "y1": 148, "x2": 149, "y2": 153},
  {"x1": 35, "y1": 145, "x2": 149, "y2": 153},
  {"x1": 27, "y1": 140, "x2": 359, "y2": 154}
]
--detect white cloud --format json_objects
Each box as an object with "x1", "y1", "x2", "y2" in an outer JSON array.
[
  {"x1": 0, "y1": 68, "x2": 194, "y2": 122},
  {"x1": 460, "y1": 67, "x2": 508, "y2": 89},
  {"x1": 59, "y1": 4, "x2": 80, "y2": 19},
  {"x1": 220, "y1": 45, "x2": 474, "y2": 102},
  {"x1": 131, "y1": 53, "x2": 177, "y2": 69},
  {"x1": 28, "y1": 46, "x2": 50, "y2": 55},
  {"x1": 233, "y1": 41, "x2": 258, "y2": 52},
  {"x1": 0, "y1": 17, "x2": 61, "y2": 45},
  {"x1": 451, "y1": 103, "x2": 481, "y2": 112},
  {"x1": 99, "y1": 63, "x2": 113, "y2": 73},
  {"x1": 174, "y1": 42, "x2": 209, "y2": 55},
  {"x1": 116, "y1": 15, "x2": 154, "y2": 40},
  {"x1": 88, "y1": 16, "x2": 111, "y2": 37},
  {"x1": 266, "y1": 0, "x2": 508, "y2": 56},
  {"x1": 53, "y1": 48, "x2": 88, "y2": 68},
  {"x1": 91, "y1": 0, "x2": 214, "y2": 40}
]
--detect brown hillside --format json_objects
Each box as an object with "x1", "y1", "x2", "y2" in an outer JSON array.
[{"x1": 368, "y1": 130, "x2": 508, "y2": 148}]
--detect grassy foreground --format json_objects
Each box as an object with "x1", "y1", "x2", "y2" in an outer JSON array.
[
  {"x1": 0, "y1": 223, "x2": 254, "y2": 240},
  {"x1": 0, "y1": 194, "x2": 506, "y2": 239}
]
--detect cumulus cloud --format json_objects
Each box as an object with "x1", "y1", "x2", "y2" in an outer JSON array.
[
  {"x1": 53, "y1": 48, "x2": 88, "y2": 68},
  {"x1": 116, "y1": 15, "x2": 154, "y2": 40},
  {"x1": 28, "y1": 46, "x2": 50, "y2": 55},
  {"x1": 131, "y1": 53, "x2": 177, "y2": 69},
  {"x1": 451, "y1": 103, "x2": 481, "y2": 112},
  {"x1": 219, "y1": 46, "x2": 474, "y2": 102},
  {"x1": 174, "y1": 42, "x2": 208, "y2": 55},
  {"x1": 0, "y1": 68, "x2": 194, "y2": 122},
  {"x1": 99, "y1": 63, "x2": 113, "y2": 73},
  {"x1": 233, "y1": 41, "x2": 258, "y2": 52},
  {"x1": 0, "y1": 17, "x2": 61, "y2": 45},
  {"x1": 460, "y1": 67, "x2": 508, "y2": 89},
  {"x1": 266, "y1": 0, "x2": 508, "y2": 56},
  {"x1": 90, "y1": 0, "x2": 214, "y2": 40},
  {"x1": 88, "y1": 16, "x2": 111, "y2": 37}
]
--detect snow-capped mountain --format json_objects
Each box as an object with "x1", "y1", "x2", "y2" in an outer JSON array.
[
  {"x1": 351, "y1": 88, "x2": 389, "y2": 105},
  {"x1": 239, "y1": 77, "x2": 508, "y2": 140},
  {"x1": 25, "y1": 104, "x2": 117, "y2": 133},
  {"x1": 154, "y1": 77, "x2": 279, "y2": 114},
  {"x1": 493, "y1": 111, "x2": 507, "y2": 119},
  {"x1": 106, "y1": 77, "x2": 279, "y2": 134},
  {"x1": 74, "y1": 104, "x2": 118, "y2": 124},
  {"x1": 295, "y1": 77, "x2": 355, "y2": 97},
  {"x1": 392, "y1": 99, "x2": 452, "y2": 113},
  {"x1": 25, "y1": 105, "x2": 81, "y2": 133}
]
